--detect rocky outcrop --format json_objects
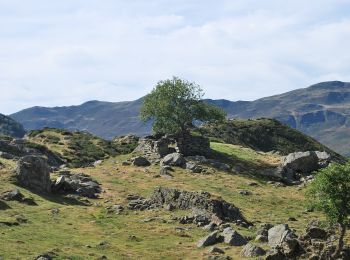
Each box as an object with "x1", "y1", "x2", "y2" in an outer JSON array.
[
  {"x1": 128, "y1": 187, "x2": 250, "y2": 226},
  {"x1": 263, "y1": 151, "x2": 331, "y2": 184},
  {"x1": 134, "y1": 134, "x2": 211, "y2": 161},
  {"x1": 0, "y1": 137, "x2": 63, "y2": 167},
  {"x1": 52, "y1": 172, "x2": 101, "y2": 198},
  {"x1": 134, "y1": 136, "x2": 175, "y2": 160},
  {"x1": 16, "y1": 155, "x2": 51, "y2": 193}
]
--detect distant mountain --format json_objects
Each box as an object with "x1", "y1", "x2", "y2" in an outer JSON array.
[
  {"x1": 11, "y1": 98, "x2": 152, "y2": 139},
  {"x1": 10, "y1": 81, "x2": 350, "y2": 156},
  {"x1": 206, "y1": 81, "x2": 350, "y2": 156},
  {"x1": 0, "y1": 113, "x2": 25, "y2": 138}
]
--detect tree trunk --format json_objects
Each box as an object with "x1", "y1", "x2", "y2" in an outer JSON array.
[{"x1": 332, "y1": 223, "x2": 346, "y2": 259}]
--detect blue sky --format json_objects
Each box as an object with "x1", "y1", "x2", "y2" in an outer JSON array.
[{"x1": 1, "y1": 0, "x2": 350, "y2": 114}]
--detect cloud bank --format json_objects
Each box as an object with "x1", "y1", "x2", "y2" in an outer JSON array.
[{"x1": 1, "y1": 0, "x2": 350, "y2": 114}]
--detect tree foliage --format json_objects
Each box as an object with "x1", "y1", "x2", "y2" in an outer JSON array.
[
  {"x1": 307, "y1": 162, "x2": 350, "y2": 257},
  {"x1": 140, "y1": 77, "x2": 226, "y2": 135}
]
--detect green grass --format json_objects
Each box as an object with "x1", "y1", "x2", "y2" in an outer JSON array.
[{"x1": 0, "y1": 144, "x2": 348, "y2": 259}]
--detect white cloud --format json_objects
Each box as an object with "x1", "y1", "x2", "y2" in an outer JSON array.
[{"x1": 0, "y1": 0, "x2": 350, "y2": 114}]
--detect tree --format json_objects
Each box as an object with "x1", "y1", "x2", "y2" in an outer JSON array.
[
  {"x1": 307, "y1": 162, "x2": 350, "y2": 258},
  {"x1": 140, "y1": 76, "x2": 226, "y2": 135}
]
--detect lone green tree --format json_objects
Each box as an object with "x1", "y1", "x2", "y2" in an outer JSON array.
[
  {"x1": 140, "y1": 77, "x2": 226, "y2": 135},
  {"x1": 307, "y1": 162, "x2": 350, "y2": 258}
]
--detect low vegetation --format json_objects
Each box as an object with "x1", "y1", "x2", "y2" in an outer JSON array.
[
  {"x1": 27, "y1": 128, "x2": 136, "y2": 167},
  {"x1": 197, "y1": 118, "x2": 344, "y2": 161}
]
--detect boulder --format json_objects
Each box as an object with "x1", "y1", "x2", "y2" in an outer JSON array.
[
  {"x1": 186, "y1": 162, "x2": 203, "y2": 173},
  {"x1": 52, "y1": 173, "x2": 101, "y2": 198},
  {"x1": 221, "y1": 227, "x2": 247, "y2": 246},
  {"x1": 161, "y1": 153, "x2": 186, "y2": 167},
  {"x1": 240, "y1": 243, "x2": 266, "y2": 257},
  {"x1": 268, "y1": 224, "x2": 299, "y2": 256},
  {"x1": 16, "y1": 155, "x2": 51, "y2": 193},
  {"x1": 132, "y1": 156, "x2": 151, "y2": 167},
  {"x1": 197, "y1": 231, "x2": 221, "y2": 248}
]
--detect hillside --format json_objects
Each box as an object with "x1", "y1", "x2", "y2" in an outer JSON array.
[
  {"x1": 197, "y1": 118, "x2": 344, "y2": 162},
  {"x1": 1, "y1": 128, "x2": 348, "y2": 259},
  {"x1": 26, "y1": 128, "x2": 137, "y2": 168},
  {"x1": 0, "y1": 113, "x2": 25, "y2": 138},
  {"x1": 10, "y1": 81, "x2": 350, "y2": 156}
]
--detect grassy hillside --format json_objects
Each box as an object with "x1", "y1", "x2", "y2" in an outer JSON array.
[
  {"x1": 2, "y1": 142, "x2": 348, "y2": 259},
  {"x1": 27, "y1": 128, "x2": 137, "y2": 167},
  {"x1": 197, "y1": 118, "x2": 344, "y2": 161}
]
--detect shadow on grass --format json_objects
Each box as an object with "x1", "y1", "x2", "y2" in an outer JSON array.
[
  {"x1": 13, "y1": 183, "x2": 92, "y2": 206},
  {"x1": 207, "y1": 148, "x2": 275, "y2": 182},
  {"x1": 0, "y1": 200, "x2": 11, "y2": 210}
]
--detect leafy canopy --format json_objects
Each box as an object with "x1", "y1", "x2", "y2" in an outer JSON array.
[
  {"x1": 140, "y1": 77, "x2": 226, "y2": 135},
  {"x1": 307, "y1": 162, "x2": 350, "y2": 226}
]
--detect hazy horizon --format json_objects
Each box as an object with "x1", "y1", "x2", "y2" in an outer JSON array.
[{"x1": 1, "y1": 0, "x2": 350, "y2": 114}]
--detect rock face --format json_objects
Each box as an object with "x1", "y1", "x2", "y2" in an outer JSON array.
[
  {"x1": 16, "y1": 156, "x2": 51, "y2": 193},
  {"x1": 134, "y1": 136, "x2": 175, "y2": 160}
]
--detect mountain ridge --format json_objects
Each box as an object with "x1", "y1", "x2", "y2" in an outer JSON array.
[{"x1": 10, "y1": 81, "x2": 350, "y2": 156}]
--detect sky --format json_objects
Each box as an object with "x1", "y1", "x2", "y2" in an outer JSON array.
[{"x1": 1, "y1": 0, "x2": 350, "y2": 114}]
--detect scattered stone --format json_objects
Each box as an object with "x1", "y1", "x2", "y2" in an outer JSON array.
[
  {"x1": 16, "y1": 155, "x2": 51, "y2": 193},
  {"x1": 106, "y1": 204, "x2": 124, "y2": 214},
  {"x1": 132, "y1": 156, "x2": 151, "y2": 167},
  {"x1": 288, "y1": 217, "x2": 297, "y2": 222},
  {"x1": 186, "y1": 162, "x2": 203, "y2": 173},
  {"x1": 239, "y1": 190, "x2": 252, "y2": 196},
  {"x1": 93, "y1": 160, "x2": 103, "y2": 167},
  {"x1": 221, "y1": 227, "x2": 247, "y2": 246},
  {"x1": 208, "y1": 247, "x2": 225, "y2": 254},
  {"x1": 265, "y1": 248, "x2": 285, "y2": 260},
  {"x1": 122, "y1": 161, "x2": 131, "y2": 166},
  {"x1": 248, "y1": 182, "x2": 259, "y2": 186},
  {"x1": 240, "y1": 243, "x2": 266, "y2": 257},
  {"x1": 197, "y1": 231, "x2": 221, "y2": 248}
]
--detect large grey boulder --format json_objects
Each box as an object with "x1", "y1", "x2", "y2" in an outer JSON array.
[
  {"x1": 16, "y1": 155, "x2": 51, "y2": 193},
  {"x1": 221, "y1": 227, "x2": 247, "y2": 246},
  {"x1": 240, "y1": 243, "x2": 266, "y2": 257},
  {"x1": 197, "y1": 231, "x2": 221, "y2": 248},
  {"x1": 268, "y1": 224, "x2": 299, "y2": 255},
  {"x1": 161, "y1": 153, "x2": 186, "y2": 167},
  {"x1": 282, "y1": 151, "x2": 322, "y2": 174}
]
